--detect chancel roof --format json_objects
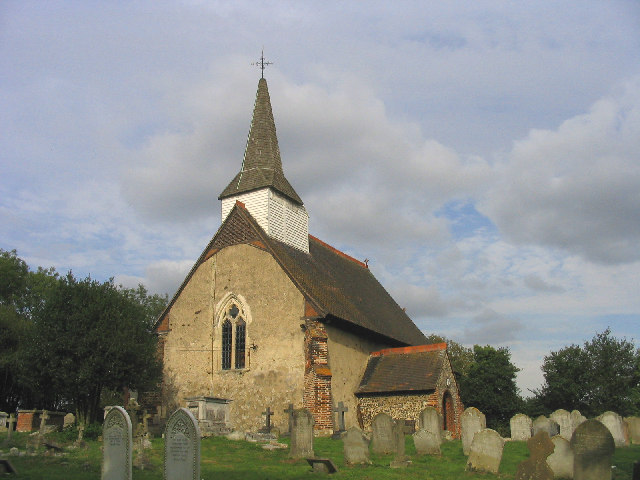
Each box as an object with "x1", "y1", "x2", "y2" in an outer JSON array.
[
  {"x1": 219, "y1": 78, "x2": 303, "y2": 205},
  {"x1": 355, "y1": 343, "x2": 447, "y2": 395},
  {"x1": 156, "y1": 204, "x2": 427, "y2": 347}
]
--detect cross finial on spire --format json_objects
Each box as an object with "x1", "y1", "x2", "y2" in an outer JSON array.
[{"x1": 252, "y1": 49, "x2": 273, "y2": 78}]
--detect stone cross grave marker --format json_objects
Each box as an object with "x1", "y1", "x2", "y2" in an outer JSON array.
[
  {"x1": 289, "y1": 408, "x2": 314, "y2": 459},
  {"x1": 164, "y1": 407, "x2": 201, "y2": 480},
  {"x1": 547, "y1": 435, "x2": 574, "y2": 479},
  {"x1": 461, "y1": 407, "x2": 486, "y2": 456},
  {"x1": 419, "y1": 406, "x2": 442, "y2": 438},
  {"x1": 3, "y1": 414, "x2": 16, "y2": 445},
  {"x1": 102, "y1": 406, "x2": 132, "y2": 480},
  {"x1": 514, "y1": 431, "x2": 554, "y2": 480},
  {"x1": 510, "y1": 413, "x2": 532, "y2": 441},
  {"x1": 284, "y1": 404, "x2": 294, "y2": 434},
  {"x1": 597, "y1": 411, "x2": 628, "y2": 447},
  {"x1": 343, "y1": 426, "x2": 370, "y2": 465},
  {"x1": 260, "y1": 407, "x2": 274, "y2": 433},
  {"x1": 371, "y1": 412, "x2": 395, "y2": 454},
  {"x1": 466, "y1": 428, "x2": 504, "y2": 474},
  {"x1": 39, "y1": 410, "x2": 49, "y2": 435},
  {"x1": 570, "y1": 419, "x2": 615, "y2": 480},
  {"x1": 413, "y1": 428, "x2": 441, "y2": 455},
  {"x1": 333, "y1": 402, "x2": 348, "y2": 434},
  {"x1": 142, "y1": 410, "x2": 152, "y2": 436}
]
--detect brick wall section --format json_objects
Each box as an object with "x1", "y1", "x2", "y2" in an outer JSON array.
[
  {"x1": 16, "y1": 411, "x2": 39, "y2": 432},
  {"x1": 303, "y1": 319, "x2": 334, "y2": 433}
]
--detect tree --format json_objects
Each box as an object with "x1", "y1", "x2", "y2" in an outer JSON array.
[
  {"x1": 536, "y1": 329, "x2": 640, "y2": 416},
  {"x1": 26, "y1": 273, "x2": 163, "y2": 424},
  {"x1": 424, "y1": 333, "x2": 474, "y2": 377},
  {"x1": 459, "y1": 345, "x2": 522, "y2": 434}
]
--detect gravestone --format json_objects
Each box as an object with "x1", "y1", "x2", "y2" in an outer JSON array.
[
  {"x1": 419, "y1": 407, "x2": 442, "y2": 438},
  {"x1": 102, "y1": 406, "x2": 132, "y2": 480},
  {"x1": 466, "y1": 428, "x2": 504, "y2": 474},
  {"x1": 570, "y1": 411, "x2": 586, "y2": 432},
  {"x1": 333, "y1": 402, "x2": 348, "y2": 436},
  {"x1": 289, "y1": 409, "x2": 314, "y2": 459},
  {"x1": 570, "y1": 419, "x2": 615, "y2": 480},
  {"x1": 511, "y1": 413, "x2": 533, "y2": 441},
  {"x1": 533, "y1": 416, "x2": 560, "y2": 438},
  {"x1": 343, "y1": 426, "x2": 370, "y2": 465},
  {"x1": 164, "y1": 407, "x2": 201, "y2": 480},
  {"x1": 389, "y1": 421, "x2": 410, "y2": 468},
  {"x1": 63, "y1": 413, "x2": 75, "y2": 429},
  {"x1": 625, "y1": 416, "x2": 640, "y2": 444},
  {"x1": 7, "y1": 414, "x2": 16, "y2": 442},
  {"x1": 550, "y1": 409, "x2": 573, "y2": 441},
  {"x1": 39, "y1": 410, "x2": 49, "y2": 435},
  {"x1": 0, "y1": 412, "x2": 7, "y2": 431},
  {"x1": 514, "y1": 431, "x2": 554, "y2": 480},
  {"x1": 283, "y1": 404, "x2": 294, "y2": 435},
  {"x1": 597, "y1": 411, "x2": 628, "y2": 447},
  {"x1": 413, "y1": 428, "x2": 441, "y2": 455},
  {"x1": 547, "y1": 435, "x2": 574, "y2": 479},
  {"x1": 461, "y1": 407, "x2": 486, "y2": 456},
  {"x1": 371, "y1": 413, "x2": 395, "y2": 454},
  {"x1": 306, "y1": 458, "x2": 338, "y2": 474}
]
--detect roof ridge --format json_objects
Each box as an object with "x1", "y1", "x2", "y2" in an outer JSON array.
[
  {"x1": 370, "y1": 343, "x2": 447, "y2": 357},
  {"x1": 309, "y1": 234, "x2": 368, "y2": 269}
]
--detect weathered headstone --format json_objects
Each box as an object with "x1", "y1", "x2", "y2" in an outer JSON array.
[
  {"x1": 390, "y1": 420, "x2": 409, "y2": 468},
  {"x1": 550, "y1": 409, "x2": 573, "y2": 441},
  {"x1": 63, "y1": 413, "x2": 75, "y2": 429},
  {"x1": 570, "y1": 419, "x2": 615, "y2": 480},
  {"x1": 570, "y1": 411, "x2": 587, "y2": 433},
  {"x1": 164, "y1": 407, "x2": 201, "y2": 480},
  {"x1": 625, "y1": 416, "x2": 640, "y2": 444},
  {"x1": 333, "y1": 402, "x2": 348, "y2": 435},
  {"x1": 533, "y1": 416, "x2": 560, "y2": 438},
  {"x1": 371, "y1": 412, "x2": 395, "y2": 454},
  {"x1": 511, "y1": 413, "x2": 533, "y2": 441},
  {"x1": 419, "y1": 406, "x2": 442, "y2": 438},
  {"x1": 461, "y1": 407, "x2": 486, "y2": 456},
  {"x1": 514, "y1": 431, "x2": 554, "y2": 480},
  {"x1": 466, "y1": 428, "x2": 504, "y2": 474},
  {"x1": 547, "y1": 435, "x2": 574, "y2": 479},
  {"x1": 343, "y1": 426, "x2": 370, "y2": 465},
  {"x1": 0, "y1": 412, "x2": 7, "y2": 431},
  {"x1": 289, "y1": 409, "x2": 314, "y2": 459},
  {"x1": 413, "y1": 428, "x2": 441, "y2": 455},
  {"x1": 102, "y1": 406, "x2": 133, "y2": 480},
  {"x1": 597, "y1": 411, "x2": 628, "y2": 447}
]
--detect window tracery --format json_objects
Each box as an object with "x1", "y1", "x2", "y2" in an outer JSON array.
[{"x1": 218, "y1": 299, "x2": 249, "y2": 370}]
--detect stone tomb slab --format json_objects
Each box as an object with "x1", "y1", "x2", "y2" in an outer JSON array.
[
  {"x1": 306, "y1": 458, "x2": 338, "y2": 474},
  {"x1": 164, "y1": 407, "x2": 201, "y2": 480},
  {"x1": 570, "y1": 419, "x2": 615, "y2": 480},
  {"x1": 102, "y1": 406, "x2": 133, "y2": 480}
]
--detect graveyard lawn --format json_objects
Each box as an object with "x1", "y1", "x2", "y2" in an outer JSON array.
[{"x1": 1, "y1": 431, "x2": 639, "y2": 479}]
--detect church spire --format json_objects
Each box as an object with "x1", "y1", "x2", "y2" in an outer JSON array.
[{"x1": 219, "y1": 77, "x2": 303, "y2": 205}]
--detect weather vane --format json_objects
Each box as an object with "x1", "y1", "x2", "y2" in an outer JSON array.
[{"x1": 252, "y1": 49, "x2": 273, "y2": 78}]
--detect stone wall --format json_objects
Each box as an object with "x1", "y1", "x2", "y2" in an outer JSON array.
[{"x1": 161, "y1": 243, "x2": 307, "y2": 433}]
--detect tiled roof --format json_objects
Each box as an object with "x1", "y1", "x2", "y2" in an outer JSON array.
[
  {"x1": 356, "y1": 343, "x2": 447, "y2": 394},
  {"x1": 156, "y1": 204, "x2": 427, "y2": 347},
  {"x1": 219, "y1": 78, "x2": 303, "y2": 205}
]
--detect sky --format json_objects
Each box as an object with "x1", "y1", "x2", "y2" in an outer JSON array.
[{"x1": 1, "y1": 1, "x2": 639, "y2": 396}]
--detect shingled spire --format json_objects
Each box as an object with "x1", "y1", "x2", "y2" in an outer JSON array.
[
  {"x1": 219, "y1": 77, "x2": 309, "y2": 253},
  {"x1": 219, "y1": 78, "x2": 302, "y2": 205}
]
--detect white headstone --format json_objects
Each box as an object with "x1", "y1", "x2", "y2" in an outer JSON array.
[
  {"x1": 466, "y1": 428, "x2": 504, "y2": 474},
  {"x1": 419, "y1": 407, "x2": 443, "y2": 438},
  {"x1": 461, "y1": 407, "x2": 486, "y2": 456},
  {"x1": 547, "y1": 435, "x2": 574, "y2": 479},
  {"x1": 164, "y1": 408, "x2": 201, "y2": 480},
  {"x1": 550, "y1": 409, "x2": 573, "y2": 441},
  {"x1": 510, "y1": 413, "x2": 533, "y2": 441},
  {"x1": 102, "y1": 406, "x2": 132, "y2": 480},
  {"x1": 571, "y1": 410, "x2": 587, "y2": 432},
  {"x1": 597, "y1": 411, "x2": 628, "y2": 447},
  {"x1": 533, "y1": 416, "x2": 560, "y2": 438},
  {"x1": 625, "y1": 416, "x2": 640, "y2": 445}
]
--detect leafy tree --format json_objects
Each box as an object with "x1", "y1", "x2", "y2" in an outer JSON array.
[
  {"x1": 459, "y1": 345, "x2": 522, "y2": 435},
  {"x1": 424, "y1": 333, "x2": 474, "y2": 377},
  {"x1": 27, "y1": 273, "x2": 163, "y2": 424},
  {"x1": 536, "y1": 329, "x2": 640, "y2": 416}
]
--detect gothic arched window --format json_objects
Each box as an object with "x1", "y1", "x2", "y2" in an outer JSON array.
[{"x1": 219, "y1": 300, "x2": 249, "y2": 370}]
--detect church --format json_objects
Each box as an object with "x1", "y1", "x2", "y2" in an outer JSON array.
[{"x1": 154, "y1": 73, "x2": 463, "y2": 437}]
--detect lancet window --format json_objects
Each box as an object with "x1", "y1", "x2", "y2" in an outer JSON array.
[{"x1": 219, "y1": 301, "x2": 248, "y2": 370}]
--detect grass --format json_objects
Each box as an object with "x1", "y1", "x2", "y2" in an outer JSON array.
[{"x1": 1, "y1": 430, "x2": 638, "y2": 479}]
